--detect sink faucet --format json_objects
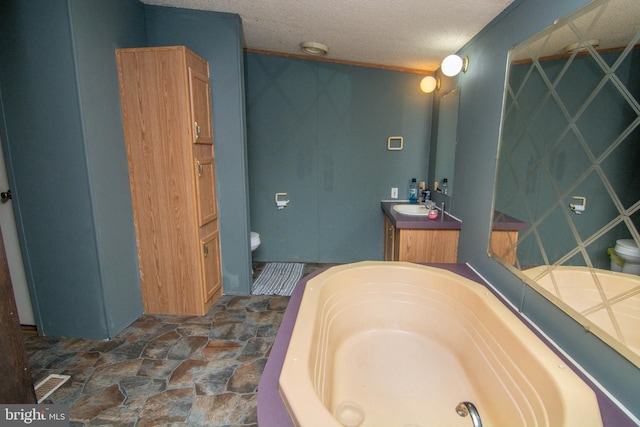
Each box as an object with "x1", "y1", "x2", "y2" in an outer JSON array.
[
  {"x1": 422, "y1": 190, "x2": 436, "y2": 210},
  {"x1": 421, "y1": 189, "x2": 433, "y2": 204}
]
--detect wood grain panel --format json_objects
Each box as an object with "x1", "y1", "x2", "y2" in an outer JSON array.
[
  {"x1": 194, "y1": 157, "x2": 217, "y2": 226},
  {"x1": 383, "y1": 215, "x2": 396, "y2": 261},
  {"x1": 397, "y1": 229, "x2": 459, "y2": 263},
  {"x1": 117, "y1": 46, "x2": 220, "y2": 316},
  {"x1": 201, "y1": 230, "x2": 222, "y2": 305},
  {"x1": 490, "y1": 230, "x2": 519, "y2": 265},
  {"x1": 188, "y1": 68, "x2": 213, "y2": 144}
]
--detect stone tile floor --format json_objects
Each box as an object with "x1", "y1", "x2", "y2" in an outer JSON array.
[{"x1": 23, "y1": 263, "x2": 331, "y2": 426}]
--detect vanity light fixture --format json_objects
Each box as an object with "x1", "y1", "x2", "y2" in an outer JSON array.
[
  {"x1": 300, "y1": 41, "x2": 329, "y2": 56},
  {"x1": 420, "y1": 75, "x2": 441, "y2": 93},
  {"x1": 441, "y1": 54, "x2": 469, "y2": 77},
  {"x1": 564, "y1": 39, "x2": 600, "y2": 54}
]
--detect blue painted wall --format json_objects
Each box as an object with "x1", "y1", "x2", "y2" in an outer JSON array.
[
  {"x1": 0, "y1": 0, "x2": 145, "y2": 338},
  {"x1": 245, "y1": 54, "x2": 432, "y2": 262},
  {"x1": 144, "y1": 6, "x2": 253, "y2": 295},
  {"x1": 451, "y1": 0, "x2": 640, "y2": 417},
  {"x1": 68, "y1": 0, "x2": 146, "y2": 336},
  {"x1": 1, "y1": 0, "x2": 253, "y2": 338}
]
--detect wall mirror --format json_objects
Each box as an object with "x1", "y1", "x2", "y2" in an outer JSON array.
[
  {"x1": 490, "y1": 0, "x2": 640, "y2": 367},
  {"x1": 434, "y1": 88, "x2": 460, "y2": 196}
]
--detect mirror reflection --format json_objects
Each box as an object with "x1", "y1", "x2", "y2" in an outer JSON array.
[
  {"x1": 434, "y1": 88, "x2": 460, "y2": 196},
  {"x1": 490, "y1": 0, "x2": 640, "y2": 366}
]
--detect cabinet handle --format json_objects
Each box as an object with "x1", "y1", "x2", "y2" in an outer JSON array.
[
  {"x1": 203, "y1": 242, "x2": 209, "y2": 258},
  {"x1": 197, "y1": 161, "x2": 203, "y2": 177},
  {"x1": 195, "y1": 122, "x2": 201, "y2": 138}
]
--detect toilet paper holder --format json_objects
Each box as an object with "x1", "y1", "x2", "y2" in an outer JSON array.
[
  {"x1": 275, "y1": 193, "x2": 290, "y2": 209},
  {"x1": 569, "y1": 196, "x2": 586, "y2": 214}
]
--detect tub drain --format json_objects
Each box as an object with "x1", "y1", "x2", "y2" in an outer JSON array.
[{"x1": 335, "y1": 401, "x2": 365, "y2": 427}]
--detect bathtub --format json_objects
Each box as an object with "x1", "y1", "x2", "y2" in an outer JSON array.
[
  {"x1": 524, "y1": 265, "x2": 640, "y2": 356},
  {"x1": 279, "y1": 261, "x2": 602, "y2": 427}
]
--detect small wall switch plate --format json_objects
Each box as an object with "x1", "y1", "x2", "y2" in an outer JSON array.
[{"x1": 391, "y1": 187, "x2": 398, "y2": 199}]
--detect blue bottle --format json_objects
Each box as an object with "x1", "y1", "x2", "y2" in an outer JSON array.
[{"x1": 409, "y1": 178, "x2": 418, "y2": 204}]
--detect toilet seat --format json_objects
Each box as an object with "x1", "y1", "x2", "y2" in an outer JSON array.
[
  {"x1": 615, "y1": 239, "x2": 640, "y2": 261},
  {"x1": 251, "y1": 232, "x2": 261, "y2": 251},
  {"x1": 615, "y1": 239, "x2": 640, "y2": 275}
]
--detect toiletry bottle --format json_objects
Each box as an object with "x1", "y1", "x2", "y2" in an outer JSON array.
[
  {"x1": 442, "y1": 178, "x2": 448, "y2": 195},
  {"x1": 409, "y1": 178, "x2": 418, "y2": 204}
]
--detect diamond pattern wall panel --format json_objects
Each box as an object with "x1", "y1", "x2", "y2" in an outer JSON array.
[{"x1": 493, "y1": 0, "x2": 640, "y2": 355}]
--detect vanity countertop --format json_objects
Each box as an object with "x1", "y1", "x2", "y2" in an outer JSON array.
[
  {"x1": 492, "y1": 211, "x2": 527, "y2": 231},
  {"x1": 381, "y1": 201, "x2": 462, "y2": 230}
]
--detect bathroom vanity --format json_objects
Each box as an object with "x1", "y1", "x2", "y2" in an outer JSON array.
[
  {"x1": 381, "y1": 202, "x2": 461, "y2": 263},
  {"x1": 490, "y1": 212, "x2": 527, "y2": 265}
]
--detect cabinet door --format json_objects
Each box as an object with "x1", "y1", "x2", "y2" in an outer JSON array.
[
  {"x1": 201, "y1": 231, "x2": 221, "y2": 303},
  {"x1": 384, "y1": 215, "x2": 396, "y2": 261},
  {"x1": 188, "y1": 67, "x2": 213, "y2": 144},
  {"x1": 194, "y1": 157, "x2": 217, "y2": 226},
  {"x1": 398, "y1": 229, "x2": 459, "y2": 263}
]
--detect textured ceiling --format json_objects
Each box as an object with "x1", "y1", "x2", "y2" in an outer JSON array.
[{"x1": 140, "y1": 0, "x2": 515, "y2": 72}]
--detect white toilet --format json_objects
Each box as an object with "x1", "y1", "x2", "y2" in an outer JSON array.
[
  {"x1": 614, "y1": 239, "x2": 640, "y2": 275},
  {"x1": 250, "y1": 231, "x2": 261, "y2": 252}
]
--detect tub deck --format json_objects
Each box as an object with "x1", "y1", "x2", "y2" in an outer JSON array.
[{"x1": 257, "y1": 263, "x2": 635, "y2": 427}]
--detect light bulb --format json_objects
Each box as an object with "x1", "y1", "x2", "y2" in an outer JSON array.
[
  {"x1": 441, "y1": 54, "x2": 467, "y2": 77},
  {"x1": 420, "y1": 76, "x2": 438, "y2": 93}
]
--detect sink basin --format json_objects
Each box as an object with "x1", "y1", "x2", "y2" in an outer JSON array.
[{"x1": 393, "y1": 204, "x2": 430, "y2": 216}]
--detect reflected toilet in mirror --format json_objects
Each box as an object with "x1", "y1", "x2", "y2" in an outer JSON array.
[{"x1": 611, "y1": 239, "x2": 640, "y2": 275}]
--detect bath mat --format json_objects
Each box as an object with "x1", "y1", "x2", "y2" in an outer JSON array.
[{"x1": 252, "y1": 262, "x2": 304, "y2": 296}]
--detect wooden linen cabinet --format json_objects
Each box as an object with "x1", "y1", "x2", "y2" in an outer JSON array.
[{"x1": 117, "y1": 46, "x2": 222, "y2": 315}]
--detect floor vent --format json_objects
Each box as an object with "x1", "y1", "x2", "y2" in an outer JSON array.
[{"x1": 34, "y1": 374, "x2": 70, "y2": 403}]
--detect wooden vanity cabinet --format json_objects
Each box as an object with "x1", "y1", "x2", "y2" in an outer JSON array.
[
  {"x1": 384, "y1": 214, "x2": 459, "y2": 263},
  {"x1": 490, "y1": 230, "x2": 519, "y2": 265},
  {"x1": 384, "y1": 215, "x2": 397, "y2": 261},
  {"x1": 117, "y1": 46, "x2": 222, "y2": 316}
]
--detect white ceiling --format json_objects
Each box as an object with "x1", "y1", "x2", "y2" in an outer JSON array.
[{"x1": 140, "y1": 0, "x2": 515, "y2": 72}]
